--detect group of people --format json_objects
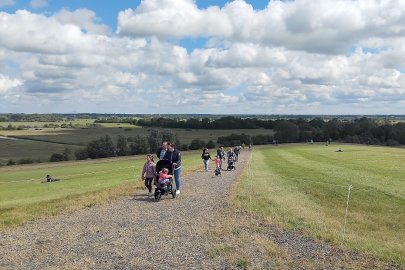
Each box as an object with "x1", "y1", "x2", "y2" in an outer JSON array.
[
  {"x1": 141, "y1": 142, "x2": 246, "y2": 197},
  {"x1": 201, "y1": 145, "x2": 242, "y2": 173},
  {"x1": 141, "y1": 141, "x2": 182, "y2": 196}
]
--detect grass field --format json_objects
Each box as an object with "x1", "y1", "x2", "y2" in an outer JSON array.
[
  {"x1": 0, "y1": 152, "x2": 202, "y2": 228},
  {"x1": 0, "y1": 126, "x2": 273, "y2": 165},
  {"x1": 234, "y1": 144, "x2": 405, "y2": 265}
]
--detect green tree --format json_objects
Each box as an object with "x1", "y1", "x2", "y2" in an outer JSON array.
[
  {"x1": 50, "y1": 153, "x2": 65, "y2": 162},
  {"x1": 86, "y1": 135, "x2": 116, "y2": 159},
  {"x1": 130, "y1": 135, "x2": 149, "y2": 155},
  {"x1": 274, "y1": 121, "x2": 299, "y2": 143},
  {"x1": 189, "y1": 139, "x2": 206, "y2": 150},
  {"x1": 116, "y1": 135, "x2": 129, "y2": 156}
]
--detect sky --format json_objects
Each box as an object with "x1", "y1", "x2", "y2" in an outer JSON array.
[{"x1": 0, "y1": 0, "x2": 405, "y2": 115}]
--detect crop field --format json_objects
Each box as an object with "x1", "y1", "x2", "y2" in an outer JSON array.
[
  {"x1": 0, "y1": 152, "x2": 202, "y2": 228},
  {"x1": 0, "y1": 125, "x2": 272, "y2": 165},
  {"x1": 235, "y1": 144, "x2": 405, "y2": 265},
  {"x1": 0, "y1": 125, "x2": 272, "y2": 145}
]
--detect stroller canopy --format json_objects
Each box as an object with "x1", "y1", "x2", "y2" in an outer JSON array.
[{"x1": 156, "y1": 159, "x2": 173, "y2": 174}]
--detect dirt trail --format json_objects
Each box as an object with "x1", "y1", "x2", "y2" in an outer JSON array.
[{"x1": 0, "y1": 152, "x2": 249, "y2": 270}]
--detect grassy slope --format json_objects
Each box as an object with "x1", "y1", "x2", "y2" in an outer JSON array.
[
  {"x1": 234, "y1": 144, "x2": 405, "y2": 265},
  {"x1": 0, "y1": 152, "x2": 202, "y2": 228}
]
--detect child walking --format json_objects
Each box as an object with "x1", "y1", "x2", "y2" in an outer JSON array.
[
  {"x1": 141, "y1": 154, "x2": 156, "y2": 196},
  {"x1": 214, "y1": 155, "x2": 221, "y2": 176}
]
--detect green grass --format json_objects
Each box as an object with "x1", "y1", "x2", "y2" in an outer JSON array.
[
  {"x1": 0, "y1": 152, "x2": 202, "y2": 228},
  {"x1": 234, "y1": 143, "x2": 405, "y2": 265}
]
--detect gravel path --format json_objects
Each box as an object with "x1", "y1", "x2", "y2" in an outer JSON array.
[
  {"x1": 0, "y1": 153, "x2": 248, "y2": 270},
  {"x1": 1, "y1": 150, "x2": 402, "y2": 270}
]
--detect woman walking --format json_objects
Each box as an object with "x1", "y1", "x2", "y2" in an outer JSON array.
[
  {"x1": 201, "y1": 148, "x2": 211, "y2": 171},
  {"x1": 141, "y1": 154, "x2": 156, "y2": 196},
  {"x1": 163, "y1": 142, "x2": 182, "y2": 195}
]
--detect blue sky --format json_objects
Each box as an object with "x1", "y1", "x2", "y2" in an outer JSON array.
[{"x1": 0, "y1": 0, "x2": 405, "y2": 114}]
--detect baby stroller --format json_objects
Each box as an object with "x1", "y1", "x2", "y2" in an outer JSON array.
[
  {"x1": 227, "y1": 155, "x2": 236, "y2": 171},
  {"x1": 154, "y1": 159, "x2": 176, "y2": 201}
]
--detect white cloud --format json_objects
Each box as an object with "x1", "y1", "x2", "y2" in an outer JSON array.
[
  {"x1": 118, "y1": 0, "x2": 405, "y2": 55},
  {"x1": 0, "y1": 1, "x2": 405, "y2": 114},
  {"x1": 0, "y1": 74, "x2": 23, "y2": 103},
  {"x1": 54, "y1": 8, "x2": 111, "y2": 35}
]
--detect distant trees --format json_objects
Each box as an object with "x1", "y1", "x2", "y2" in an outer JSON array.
[
  {"x1": 274, "y1": 121, "x2": 299, "y2": 143},
  {"x1": 189, "y1": 139, "x2": 206, "y2": 150},
  {"x1": 86, "y1": 135, "x2": 115, "y2": 159},
  {"x1": 116, "y1": 135, "x2": 129, "y2": 156}
]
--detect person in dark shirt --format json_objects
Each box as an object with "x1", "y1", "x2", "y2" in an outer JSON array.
[
  {"x1": 163, "y1": 142, "x2": 182, "y2": 195},
  {"x1": 201, "y1": 148, "x2": 212, "y2": 172},
  {"x1": 156, "y1": 141, "x2": 168, "y2": 160}
]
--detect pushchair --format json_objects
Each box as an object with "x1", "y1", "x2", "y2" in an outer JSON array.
[
  {"x1": 154, "y1": 159, "x2": 176, "y2": 201},
  {"x1": 227, "y1": 155, "x2": 236, "y2": 170}
]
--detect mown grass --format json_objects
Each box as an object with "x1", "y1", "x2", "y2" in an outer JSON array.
[
  {"x1": 233, "y1": 144, "x2": 405, "y2": 265},
  {"x1": 0, "y1": 152, "x2": 202, "y2": 229}
]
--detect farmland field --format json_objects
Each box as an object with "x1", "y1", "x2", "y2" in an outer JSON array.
[
  {"x1": 235, "y1": 144, "x2": 405, "y2": 265},
  {"x1": 0, "y1": 151, "x2": 202, "y2": 228},
  {"x1": 0, "y1": 125, "x2": 273, "y2": 165}
]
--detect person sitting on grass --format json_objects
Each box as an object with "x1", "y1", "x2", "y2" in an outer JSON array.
[
  {"x1": 158, "y1": 168, "x2": 173, "y2": 188},
  {"x1": 44, "y1": 174, "x2": 60, "y2": 183}
]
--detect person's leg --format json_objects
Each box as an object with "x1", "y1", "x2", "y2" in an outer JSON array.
[
  {"x1": 174, "y1": 167, "x2": 181, "y2": 191},
  {"x1": 146, "y1": 178, "x2": 153, "y2": 193},
  {"x1": 204, "y1": 160, "x2": 209, "y2": 171}
]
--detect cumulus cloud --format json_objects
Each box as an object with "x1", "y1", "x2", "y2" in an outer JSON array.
[
  {"x1": 0, "y1": 74, "x2": 22, "y2": 94},
  {"x1": 118, "y1": 0, "x2": 405, "y2": 55},
  {"x1": 0, "y1": 1, "x2": 405, "y2": 114},
  {"x1": 54, "y1": 9, "x2": 111, "y2": 35}
]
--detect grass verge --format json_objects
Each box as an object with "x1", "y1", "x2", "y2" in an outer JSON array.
[
  {"x1": 0, "y1": 153, "x2": 202, "y2": 229},
  {"x1": 232, "y1": 144, "x2": 405, "y2": 266}
]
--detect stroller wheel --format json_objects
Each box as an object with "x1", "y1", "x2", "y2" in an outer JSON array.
[
  {"x1": 155, "y1": 192, "x2": 162, "y2": 201},
  {"x1": 172, "y1": 189, "x2": 176, "y2": 199}
]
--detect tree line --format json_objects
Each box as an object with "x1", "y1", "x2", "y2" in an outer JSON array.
[
  {"x1": 137, "y1": 117, "x2": 405, "y2": 146},
  {"x1": 2, "y1": 117, "x2": 404, "y2": 166}
]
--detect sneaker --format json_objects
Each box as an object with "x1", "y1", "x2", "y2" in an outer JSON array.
[
  {"x1": 176, "y1": 190, "x2": 180, "y2": 195},
  {"x1": 148, "y1": 192, "x2": 153, "y2": 197}
]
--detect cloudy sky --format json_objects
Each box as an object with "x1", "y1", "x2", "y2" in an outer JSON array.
[{"x1": 0, "y1": 0, "x2": 404, "y2": 114}]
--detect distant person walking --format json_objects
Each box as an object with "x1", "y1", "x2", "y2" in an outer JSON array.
[
  {"x1": 234, "y1": 146, "x2": 240, "y2": 162},
  {"x1": 156, "y1": 141, "x2": 168, "y2": 160},
  {"x1": 141, "y1": 154, "x2": 156, "y2": 196},
  {"x1": 163, "y1": 142, "x2": 182, "y2": 195},
  {"x1": 214, "y1": 155, "x2": 222, "y2": 176},
  {"x1": 201, "y1": 148, "x2": 212, "y2": 171},
  {"x1": 216, "y1": 146, "x2": 225, "y2": 170}
]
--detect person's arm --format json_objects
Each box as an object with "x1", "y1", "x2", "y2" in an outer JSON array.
[
  {"x1": 141, "y1": 164, "x2": 146, "y2": 180},
  {"x1": 152, "y1": 164, "x2": 157, "y2": 176}
]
